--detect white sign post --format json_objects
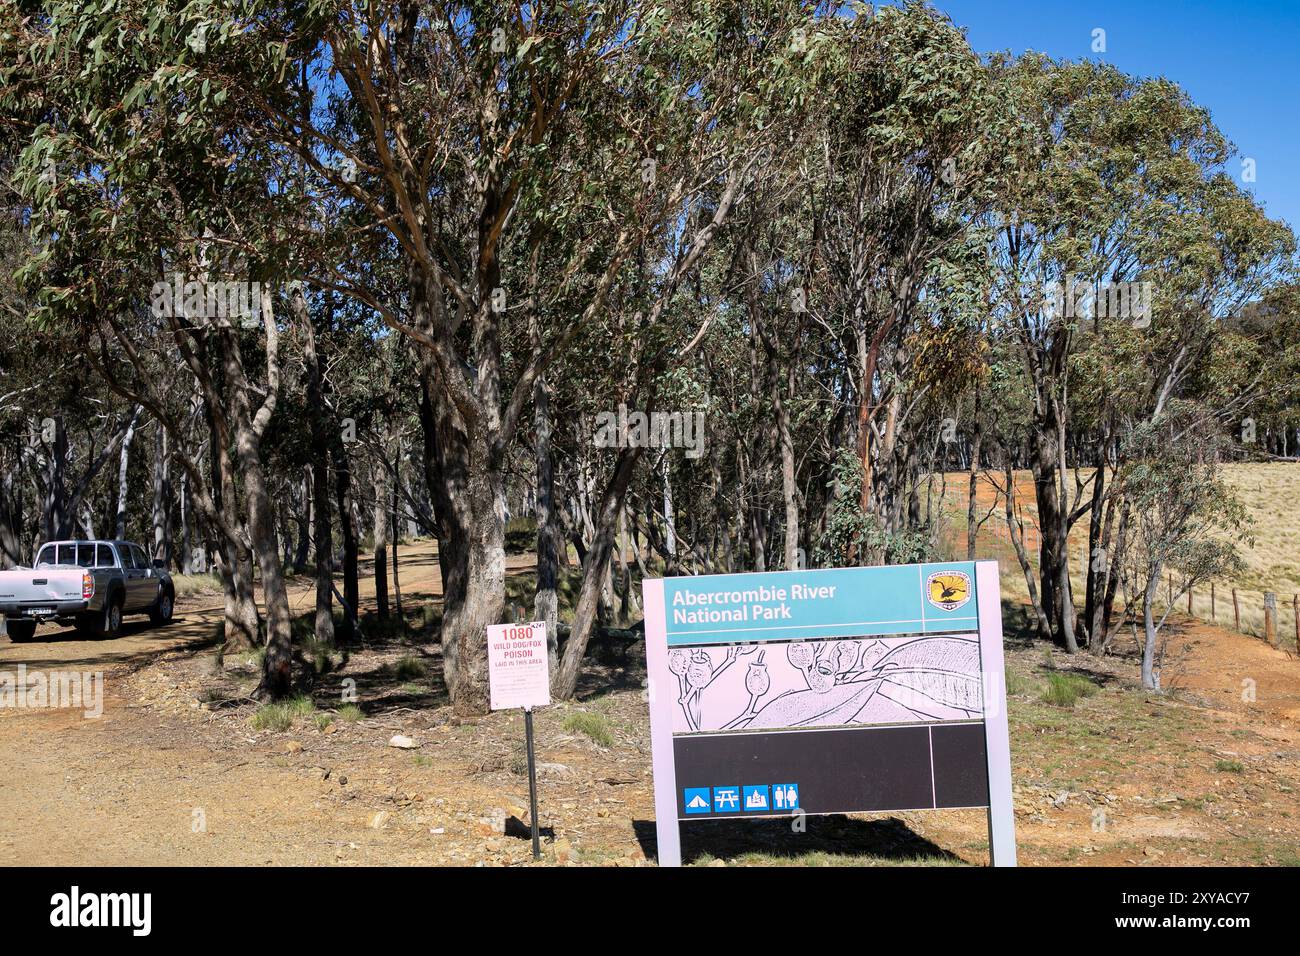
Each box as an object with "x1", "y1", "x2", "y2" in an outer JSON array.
[{"x1": 487, "y1": 621, "x2": 550, "y2": 859}]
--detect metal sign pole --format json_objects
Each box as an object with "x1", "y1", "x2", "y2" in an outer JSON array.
[{"x1": 524, "y1": 706, "x2": 541, "y2": 860}]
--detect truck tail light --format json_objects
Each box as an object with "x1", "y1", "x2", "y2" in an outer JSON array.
[{"x1": 82, "y1": 572, "x2": 94, "y2": 600}]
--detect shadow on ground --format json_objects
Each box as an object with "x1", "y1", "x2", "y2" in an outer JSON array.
[{"x1": 632, "y1": 814, "x2": 969, "y2": 865}]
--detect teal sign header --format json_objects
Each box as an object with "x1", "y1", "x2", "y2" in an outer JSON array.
[{"x1": 663, "y1": 561, "x2": 979, "y2": 646}]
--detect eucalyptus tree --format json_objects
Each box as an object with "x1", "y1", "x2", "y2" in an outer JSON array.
[
  {"x1": 3, "y1": 0, "x2": 311, "y2": 686},
  {"x1": 797, "y1": 4, "x2": 1008, "y2": 559},
  {"x1": 986, "y1": 54, "x2": 1295, "y2": 653},
  {"x1": 152, "y1": 0, "x2": 809, "y2": 710}
]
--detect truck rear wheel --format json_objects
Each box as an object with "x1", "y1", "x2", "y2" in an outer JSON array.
[
  {"x1": 93, "y1": 596, "x2": 123, "y2": 640},
  {"x1": 4, "y1": 619, "x2": 37, "y2": 642}
]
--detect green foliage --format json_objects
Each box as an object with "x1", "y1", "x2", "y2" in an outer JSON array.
[
  {"x1": 562, "y1": 711, "x2": 614, "y2": 747},
  {"x1": 815, "y1": 449, "x2": 933, "y2": 568},
  {"x1": 250, "y1": 695, "x2": 315, "y2": 731},
  {"x1": 1041, "y1": 673, "x2": 1099, "y2": 709},
  {"x1": 392, "y1": 656, "x2": 427, "y2": 681}
]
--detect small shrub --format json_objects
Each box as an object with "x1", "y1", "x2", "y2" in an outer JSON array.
[
  {"x1": 1214, "y1": 759, "x2": 1244, "y2": 774},
  {"x1": 563, "y1": 711, "x2": 614, "y2": 747},
  {"x1": 250, "y1": 703, "x2": 293, "y2": 732},
  {"x1": 313, "y1": 712, "x2": 334, "y2": 732},
  {"x1": 509, "y1": 741, "x2": 530, "y2": 776},
  {"x1": 393, "y1": 655, "x2": 426, "y2": 680},
  {"x1": 285, "y1": 695, "x2": 316, "y2": 718},
  {"x1": 337, "y1": 704, "x2": 363, "y2": 723},
  {"x1": 1040, "y1": 673, "x2": 1099, "y2": 709}
]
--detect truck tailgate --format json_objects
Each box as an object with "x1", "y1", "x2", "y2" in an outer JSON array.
[{"x1": 0, "y1": 569, "x2": 86, "y2": 604}]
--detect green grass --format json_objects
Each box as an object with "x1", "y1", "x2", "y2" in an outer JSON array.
[
  {"x1": 249, "y1": 694, "x2": 316, "y2": 732},
  {"x1": 562, "y1": 711, "x2": 614, "y2": 747},
  {"x1": 393, "y1": 655, "x2": 426, "y2": 680},
  {"x1": 1213, "y1": 759, "x2": 1245, "y2": 774},
  {"x1": 1040, "y1": 672, "x2": 1100, "y2": 709},
  {"x1": 1004, "y1": 668, "x2": 1036, "y2": 696},
  {"x1": 313, "y1": 712, "x2": 334, "y2": 731},
  {"x1": 337, "y1": 703, "x2": 363, "y2": 723}
]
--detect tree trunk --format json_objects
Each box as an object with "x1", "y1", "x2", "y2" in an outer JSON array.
[
  {"x1": 373, "y1": 458, "x2": 390, "y2": 619},
  {"x1": 114, "y1": 405, "x2": 142, "y2": 540},
  {"x1": 332, "y1": 442, "x2": 359, "y2": 640},
  {"x1": 391, "y1": 461, "x2": 403, "y2": 618},
  {"x1": 553, "y1": 446, "x2": 641, "y2": 699},
  {"x1": 216, "y1": 536, "x2": 260, "y2": 651},
  {"x1": 151, "y1": 424, "x2": 172, "y2": 568},
  {"x1": 1141, "y1": 567, "x2": 1162, "y2": 690},
  {"x1": 966, "y1": 395, "x2": 982, "y2": 560},
  {"x1": 1005, "y1": 457, "x2": 1052, "y2": 641},
  {"x1": 304, "y1": 318, "x2": 334, "y2": 645},
  {"x1": 533, "y1": 367, "x2": 561, "y2": 672}
]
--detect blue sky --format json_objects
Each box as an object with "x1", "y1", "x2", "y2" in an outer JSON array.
[{"x1": 932, "y1": 0, "x2": 1300, "y2": 233}]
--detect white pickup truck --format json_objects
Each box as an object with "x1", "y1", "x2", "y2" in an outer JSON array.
[{"x1": 0, "y1": 540, "x2": 174, "y2": 642}]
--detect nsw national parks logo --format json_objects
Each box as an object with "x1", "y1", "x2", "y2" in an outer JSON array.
[{"x1": 926, "y1": 570, "x2": 971, "y2": 612}]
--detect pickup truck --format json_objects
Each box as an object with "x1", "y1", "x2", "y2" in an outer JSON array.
[{"x1": 0, "y1": 540, "x2": 174, "y2": 642}]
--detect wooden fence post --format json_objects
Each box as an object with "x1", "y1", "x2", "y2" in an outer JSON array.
[
  {"x1": 1293, "y1": 594, "x2": 1299, "y2": 651},
  {"x1": 1211, "y1": 582, "x2": 1216, "y2": 622},
  {"x1": 1232, "y1": 587, "x2": 1240, "y2": 631},
  {"x1": 1187, "y1": 587, "x2": 1192, "y2": 614},
  {"x1": 1264, "y1": 592, "x2": 1277, "y2": 647}
]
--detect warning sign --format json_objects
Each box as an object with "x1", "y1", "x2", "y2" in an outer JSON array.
[{"x1": 487, "y1": 621, "x2": 550, "y2": 711}]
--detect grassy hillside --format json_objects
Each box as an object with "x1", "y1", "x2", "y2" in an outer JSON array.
[{"x1": 934, "y1": 462, "x2": 1300, "y2": 648}]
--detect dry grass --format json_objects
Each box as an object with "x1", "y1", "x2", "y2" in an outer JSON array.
[{"x1": 932, "y1": 462, "x2": 1300, "y2": 649}]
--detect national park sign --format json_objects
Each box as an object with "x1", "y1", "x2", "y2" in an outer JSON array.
[{"x1": 642, "y1": 560, "x2": 1016, "y2": 866}]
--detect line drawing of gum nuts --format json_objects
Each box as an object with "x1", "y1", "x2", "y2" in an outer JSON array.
[
  {"x1": 701, "y1": 644, "x2": 748, "y2": 689},
  {"x1": 680, "y1": 650, "x2": 714, "y2": 731},
  {"x1": 807, "y1": 649, "x2": 836, "y2": 694},
  {"x1": 722, "y1": 650, "x2": 770, "y2": 728},
  {"x1": 786, "y1": 641, "x2": 815, "y2": 671},
  {"x1": 834, "y1": 640, "x2": 860, "y2": 675},
  {"x1": 786, "y1": 641, "x2": 816, "y2": 689},
  {"x1": 668, "y1": 648, "x2": 689, "y2": 702}
]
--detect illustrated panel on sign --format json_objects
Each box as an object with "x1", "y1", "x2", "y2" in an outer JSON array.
[{"x1": 667, "y1": 633, "x2": 984, "y2": 734}]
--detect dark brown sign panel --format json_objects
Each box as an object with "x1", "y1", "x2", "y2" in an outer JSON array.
[{"x1": 674, "y1": 723, "x2": 989, "y2": 819}]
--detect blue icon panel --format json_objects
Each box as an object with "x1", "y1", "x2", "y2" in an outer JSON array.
[
  {"x1": 772, "y1": 783, "x2": 800, "y2": 810},
  {"x1": 684, "y1": 783, "x2": 801, "y2": 816},
  {"x1": 683, "y1": 787, "x2": 712, "y2": 814},
  {"x1": 713, "y1": 786, "x2": 741, "y2": 813},
  {"x1": 742, "y1": 785, "x2": 771, "y2": 812}
]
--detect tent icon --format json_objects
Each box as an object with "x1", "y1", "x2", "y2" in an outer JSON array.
[{"x1": 684, "y1": 788, "x2": 711, "y2": 814}]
